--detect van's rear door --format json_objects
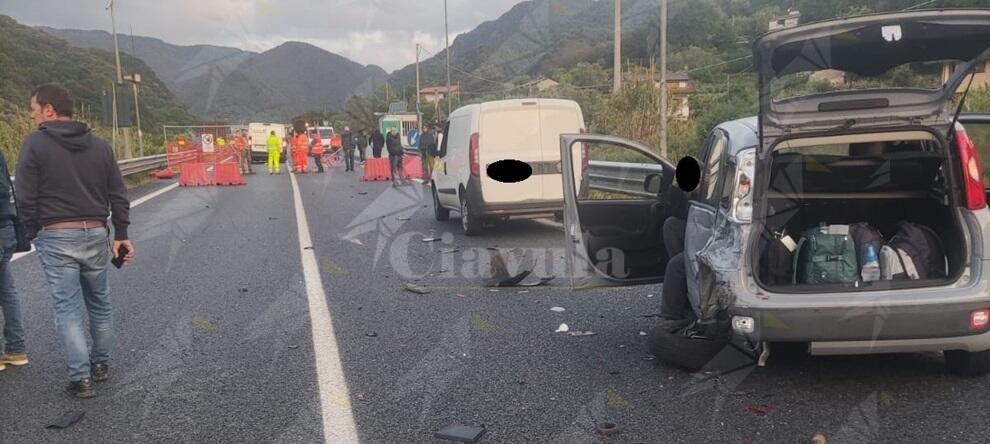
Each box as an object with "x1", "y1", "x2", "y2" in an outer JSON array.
[
  {"x1": 538, "y1": 100, "x2": 585, "y2": 201},
  {"x1": 478, "y1": 101, "x2": 543, "y2": 204}
]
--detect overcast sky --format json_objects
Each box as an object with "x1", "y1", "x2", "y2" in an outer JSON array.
[{"x1": 0, "y1": 0, "x2": 526, "y2": 71}]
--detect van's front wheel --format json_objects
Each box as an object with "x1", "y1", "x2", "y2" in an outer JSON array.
[
  {"x1": 944, "y1": 350, "x2": 990, "y2": 376},
  {"x1": 460, "y1": 195, "x2": 482, "y2": 237}
]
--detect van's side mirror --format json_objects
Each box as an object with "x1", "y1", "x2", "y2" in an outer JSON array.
[{"x1": 644, "y1": 173, "x2": 662, "y2": 195}]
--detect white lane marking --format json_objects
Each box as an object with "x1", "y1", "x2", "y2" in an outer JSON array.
[
  {"x1": 289, "y1": 171, "x2": 359, "y2": 443},
  {"x1": 11, "y1": 181, "x2": 181, "y2": 262}
]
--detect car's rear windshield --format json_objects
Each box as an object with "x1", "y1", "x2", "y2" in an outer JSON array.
[{"x1": 771, "y1": 62, "x2": 950, "y2": 101}]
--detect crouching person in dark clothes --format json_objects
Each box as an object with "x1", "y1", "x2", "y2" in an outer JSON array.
[{"x1": 17, "y1": 84, "x2": 135, "y2": 398}]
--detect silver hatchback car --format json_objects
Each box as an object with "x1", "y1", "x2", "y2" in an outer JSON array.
[{"x1": 560, "y1": 10, "x2": 990, "y2": 375}]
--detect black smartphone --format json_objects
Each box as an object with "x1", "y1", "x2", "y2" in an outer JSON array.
[{"x1": 112, "y1": 244, "x2": 129, "y2": 269}]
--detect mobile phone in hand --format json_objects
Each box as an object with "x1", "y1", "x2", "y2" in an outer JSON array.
[{"x1": 112, "y1": 244, "x2": 130, "y2": 269}]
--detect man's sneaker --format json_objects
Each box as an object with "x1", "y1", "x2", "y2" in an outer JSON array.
[
  {"x1": 91, "y1": 363, "x2": 110, "y2": 382},
  {"x1": 0, "y1": 353, "x2": 29, "y2": 366},
  {"x1": 66, "y1": 379, "x2": 96, "y2": 399}
]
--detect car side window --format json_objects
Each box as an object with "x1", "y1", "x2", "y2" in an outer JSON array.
[{"x1": 702, "y1": 130, "x2": 728, "y2": 206}]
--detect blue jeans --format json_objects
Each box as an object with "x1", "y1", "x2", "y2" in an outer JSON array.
[
  {"x1": 35, "y1": 227, "x2": 113, "y2": 381},
  {"x1": 0, "y1": 224, "x2": 24, "y2": 354}
]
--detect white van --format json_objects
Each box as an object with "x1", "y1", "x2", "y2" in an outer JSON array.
[
  {"x1": 248, "y1": 122, "x2": 287, "y2": 162},
  {"x1": 431, "y1": 99, "x2": 586, "y2": 236}
]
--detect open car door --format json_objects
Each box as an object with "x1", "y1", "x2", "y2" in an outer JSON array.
[{"x1": 560, "y1": 133, "x2": 676, "y2": 289}]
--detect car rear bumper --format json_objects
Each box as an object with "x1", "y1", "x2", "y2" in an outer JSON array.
[
  {"x1": 731, "y1": 301, "x2": 990, "y2": 343},
  {"x1": 465, "y1": 176, "x2": 562, "y2": 217}
]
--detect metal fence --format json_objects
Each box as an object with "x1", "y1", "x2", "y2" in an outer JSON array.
[{"x1": 586, "y1": 160, "x2": 662, "y2": 198}]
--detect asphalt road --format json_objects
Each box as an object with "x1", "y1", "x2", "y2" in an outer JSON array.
[{"x1": 1, "y1": 162, "x2": 989, "y2": 443}]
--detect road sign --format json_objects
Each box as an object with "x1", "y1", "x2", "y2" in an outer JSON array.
[{"x1": 202, "y1": 133, "x2": 215, "y2": 152}]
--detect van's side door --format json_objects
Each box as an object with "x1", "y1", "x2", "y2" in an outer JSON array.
[{"x1": 434, "y1": 120, "x2": 458, "y2": 208}]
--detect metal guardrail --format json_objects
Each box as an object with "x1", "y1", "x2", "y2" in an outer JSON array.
[
  {"x1": 118, "y1": 154, "x2": 169, "y2": 176},
  {"x1": 586, "y1": 160, "x2": 663, "y2": 198}
]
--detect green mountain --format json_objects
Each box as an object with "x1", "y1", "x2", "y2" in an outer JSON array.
[
  {"x1": 41, "y1": 27, "x2": 388, "y2": 122},
  {"x1": 0, "y1": 14, "x2": 193, "y2": 166}
]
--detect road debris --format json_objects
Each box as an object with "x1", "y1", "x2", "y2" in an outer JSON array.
[
  {"x1": 357, "y1": 392, "x2": 367, "y2": 401},
  {"x1": 45, "y1": 411, "x2": 85, "y2": 429},
  {"x1": 485, "y1": 248, "x2": 532, "y2": 287},
  {"x1": 519, "y1": 275, "x2": 555, "y2": 287},
  {"x1": 404, "y1": 284, "x2": 431, "y2": 295},
  {"x1": 639, "y1": 331, "x2": 647, "y2": 336},
  {"x1": 549, "y1": 307, "x2": 566, "y2": 313},
  {"x1": 439, "y1": 248, "x2": 461, "y2": 254},
  {"x1": 568, "y1": 331, "x2": 596, "y2": 337},
  {"x1": 555, "y1": 323, "x2": 569, "y2": 333},
  {"x1": 365, "y1": 332, "x2": 378, "y2": 338},
  {"x1": 811, "y1": 433, "x2": 828, "y2": 444},
  {"x1": 303, "y1": 246, "x2": 313, "y2": 250},
  {"x1": 517, "y1": 290, "x2": 529, "y2": 294},
  {"x1": 358, "y1": 192, "x2": 368, "y2": 195},
  {"x1": 434, "y1": 424, "x2": 487, "y2": 443},
  {"x1": 397, "y1": 216, "x2": 411, "y2": 221},
  {"x1": 287, "y1": 344, "x2": 299, "y2": 349},
  {"x1": 746, "y1": 405, "x2": 772, "y2": 416},
  {"x1": 422, "y1": 237, "x2": 441, "y2": 242},
  {"x1": 597, "y1": 422, "x2": 619, "y2": 436},
  {"x1": 239, "y1": 288, "x2": 249, "y2": 293}
]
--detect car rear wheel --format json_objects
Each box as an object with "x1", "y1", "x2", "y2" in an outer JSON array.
[
  {"x1": 944, "y1": 350, "x2": 990, "y2": 376},
  {"x1": 460, "y1": 195, "x2": 482, "y2": 237},
  {"x1": 433, "y1": 185, "x2": 450, "y2": 221}
]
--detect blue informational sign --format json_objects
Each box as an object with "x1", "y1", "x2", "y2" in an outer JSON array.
[{"x1": 408, "y1": 128, "x2": 420, "y2": 147}]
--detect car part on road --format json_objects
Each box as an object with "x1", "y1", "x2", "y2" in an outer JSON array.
[
  {"x1": 568, "y1": 331, "x2": 596, "y2": 337},
  {"x1": 484, "y1": 248, "x2": 532, "y2": 287},
  {"x1": 550, "y1": 307, "x2": 566, "y2": 312},
  {"x1": 555, "y1": 323, "x2": 569, "y2": 333},
  {"x1": 597, "y1": 422, "x2": 619, "y2": 436},
  {"x1": 404, "y1": 284, "x2": 431, "y2": 295},
  {"x1": 434, "y1": 423, "x2": 487, "y2": 443},
  {"x1": 518, "y1": 276, "x2": 555, "y2": 287},
  {"x1": 45, "y1": 411, "x2": 85, "y2": 429}
]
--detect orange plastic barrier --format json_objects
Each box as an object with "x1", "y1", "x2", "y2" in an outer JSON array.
[
  {"x1": 179, "y1": 163, "x2": 213, "y2": 187},
  {"x1": 361, "y1": 157, "x2": 392, "y2": 182},
  {"x1": 402, "y1": 155, "x2": 424, "y2": 180},
  {"x1": 214, "y1": 163, "x2": 246, "y2": 186}
]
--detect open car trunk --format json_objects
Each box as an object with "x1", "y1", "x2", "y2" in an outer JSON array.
[{"x1": 755, "y1": 131, "x2": 966, "y2": 292}]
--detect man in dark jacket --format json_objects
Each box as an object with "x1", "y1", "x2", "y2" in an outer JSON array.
[
  {"x1": 17, "y1": 84, "x2": 134, "y2": 398},
  {"x1": 354, "y1": 130, "x2": 366, "y2": 164},
  {"x1": 386, "y1": 127, "x2": 406, "y2": 186},
  {"x1": 340, "y1": 126, "x2": 356, "y2": 172},
  {"x1": 0, "y1": 151, "x2": 26, "y2": 374},
  {"x1": 418, "y1": 125, "x2": 437, "y2": 181},
  {"x1": 370, "y1": 129, "x2": 385, "y2": 159}
]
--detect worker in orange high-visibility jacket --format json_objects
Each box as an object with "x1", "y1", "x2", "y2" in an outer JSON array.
[
  {"x1": 310, "y1": 130, "x2": 325, "y2": 173},
  {"x1": 233, "y1": 130, "x2": 252, "y2": 174},
  {"x1": 292, "y1": 130, "x2": 310, "y2": 173}
]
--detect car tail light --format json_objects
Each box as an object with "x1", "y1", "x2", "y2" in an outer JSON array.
[
  {"x1": 956, "y1": 124, "x2": 986, "y2": 211},
  {"x1": 971, "y1": 309, "x2": 989, "y2": 330},
  {"x1": 579, "y1": 128, "x2": 589, "y2": 173},
  {"x1": 731, "y1": 148, "x2": 757, "y2": 223},
  {"x1": 469, "y1": 132, "x2": 480, "y2": 177}
]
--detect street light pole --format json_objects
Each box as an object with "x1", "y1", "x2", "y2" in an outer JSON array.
[
  {"x1": 444, "y1": 0, "x2": 452, "y2": 117},
  {"x1": 659, "y1": 0, "x2": 668, "y2": 158},
  {"x1": 416, "y1": 43, "x2": 422, "y2": 130}
]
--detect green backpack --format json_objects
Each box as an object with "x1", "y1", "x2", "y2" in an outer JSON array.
[{"x1": 793, "y1": 224, "x2": 859, "y2": 285}]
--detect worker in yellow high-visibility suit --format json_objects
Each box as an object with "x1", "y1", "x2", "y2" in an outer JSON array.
[{"x1": 266, "y1": 131, "x2": 282, "y2": 174}]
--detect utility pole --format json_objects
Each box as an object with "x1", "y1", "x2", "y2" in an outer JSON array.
[
  {"x1": 659, "y1": 0, "x2": 668, "y2": 157},
  {"x1": 129, "y1": 25, "x2": 143, "y2": 157},
  {"x1": 444, "y1": 0, "x2": 452, "y2": 116},
  {"x1": 613, "y1": 0, "x2": 622, "y2": 93},
  {"x1": 416, "y1": 43, "x2": 422, "y2": 130},
  {"x1": 107, "y1": 0, "x2": 132, "y2": 159}
]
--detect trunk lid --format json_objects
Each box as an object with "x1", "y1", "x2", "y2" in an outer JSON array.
[{"x1": 755, "y1": 10, "x2": 990, "y2": 150}]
